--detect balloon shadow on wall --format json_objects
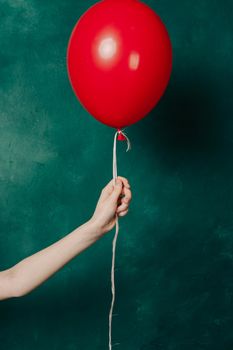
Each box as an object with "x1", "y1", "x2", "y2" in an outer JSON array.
[{"x1": 132, "y1": 69, "x2": 224, "y2": 170}]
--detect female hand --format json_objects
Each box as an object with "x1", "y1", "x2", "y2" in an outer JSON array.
[{"x1": 90, "y1": 176, "x2": 132, "y2": 235}]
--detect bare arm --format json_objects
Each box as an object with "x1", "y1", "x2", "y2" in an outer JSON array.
[
  {"x1": 0, "y1": 220, "x2": 102, "y2": 299},
  {"x1": 0, "y1": 176, "x2": 132, "y2": 300}
]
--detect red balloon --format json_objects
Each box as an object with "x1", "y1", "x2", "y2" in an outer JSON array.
[{"x1": 67, "y1": 0, "x2": 172, "y2": 129}]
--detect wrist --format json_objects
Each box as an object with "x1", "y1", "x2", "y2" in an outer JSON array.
[{"x1": 86, "y1": 218, "x2": 105, "y2": 238}]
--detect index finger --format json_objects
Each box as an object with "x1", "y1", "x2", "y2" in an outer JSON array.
[{"x1": 116, "y1": 176, "x2": 130, "y2": 188}]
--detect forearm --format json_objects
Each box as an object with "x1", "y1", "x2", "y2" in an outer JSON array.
[{"x1": 0, "y1": 219, "x2": 102, "y2": 300}]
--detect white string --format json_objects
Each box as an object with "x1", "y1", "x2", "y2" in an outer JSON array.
[{"x1": 109, "y1": 129, "x2": 131, "y2": 350}]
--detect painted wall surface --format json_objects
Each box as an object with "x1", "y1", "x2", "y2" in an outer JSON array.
[{"x1": 0, "y1": 0, "x2": 233, "y2": 349}]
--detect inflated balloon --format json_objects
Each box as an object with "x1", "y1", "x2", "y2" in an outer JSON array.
[{"x1": 67, "y1": 0, "x2": 172, "y2": 130}]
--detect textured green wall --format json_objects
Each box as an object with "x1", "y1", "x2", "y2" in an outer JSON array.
[{"x1": 1, "y1": 0, "x2": 233, "y2": 349}]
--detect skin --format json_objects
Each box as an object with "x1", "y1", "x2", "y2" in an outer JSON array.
[{"x1": 0, "y1": 176, "x2": 132, "y2": 301}]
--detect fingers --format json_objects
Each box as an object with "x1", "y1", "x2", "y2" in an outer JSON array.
[
  {"x1": 117, "y1": 176, "x2": 130, "y2": 189},
  {"x1": 116, "y1": 187, "x2": 132, "y2": 214},
  {"x1": 118, "y1": 209, "x2": 128, "y2": 217},
  {"x1": 110, "y1": 179, "x2": 124, "y2": 201},
  {"x1": 116, "y1": 202, "x2": 128, "y2": 214},
  {"x1": 99, "y1": 176, "x2": 131, "y2": 218},
  {"x1": 121, "y1": 186, "x2": 132, "y2": 204},
  {"x1": 100, "y1": 176, "x2": 130, "y2": 201}
]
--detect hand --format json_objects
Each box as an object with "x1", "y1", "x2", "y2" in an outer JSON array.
[{"x1": 90, "y1": 176, "x2": 132, "y2": 235}]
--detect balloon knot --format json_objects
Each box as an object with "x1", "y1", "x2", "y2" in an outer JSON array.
[{"x1": 117, "y1": 129, "x2": 127, "y2": 141}]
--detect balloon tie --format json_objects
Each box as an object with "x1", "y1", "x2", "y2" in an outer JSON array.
[
  {"x1": 109, "y1": 129, "x2": 131, "y2": 350},
  {"x1": 116, "y1": 129, "x2": 131, "y2": 150}
]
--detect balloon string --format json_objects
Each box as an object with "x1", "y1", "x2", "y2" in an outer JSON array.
[{"x1": 109, "y1": 129, "x2": 131, "y2": 350}]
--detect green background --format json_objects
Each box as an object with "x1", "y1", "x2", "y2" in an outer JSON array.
[{"x1": 1, "y1": 0, "x2": 233, "y2": 349}]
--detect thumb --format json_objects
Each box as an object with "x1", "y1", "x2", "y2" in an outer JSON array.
[{"x1": 110, "y1": 178, "x2": 123, "y2": 202}]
